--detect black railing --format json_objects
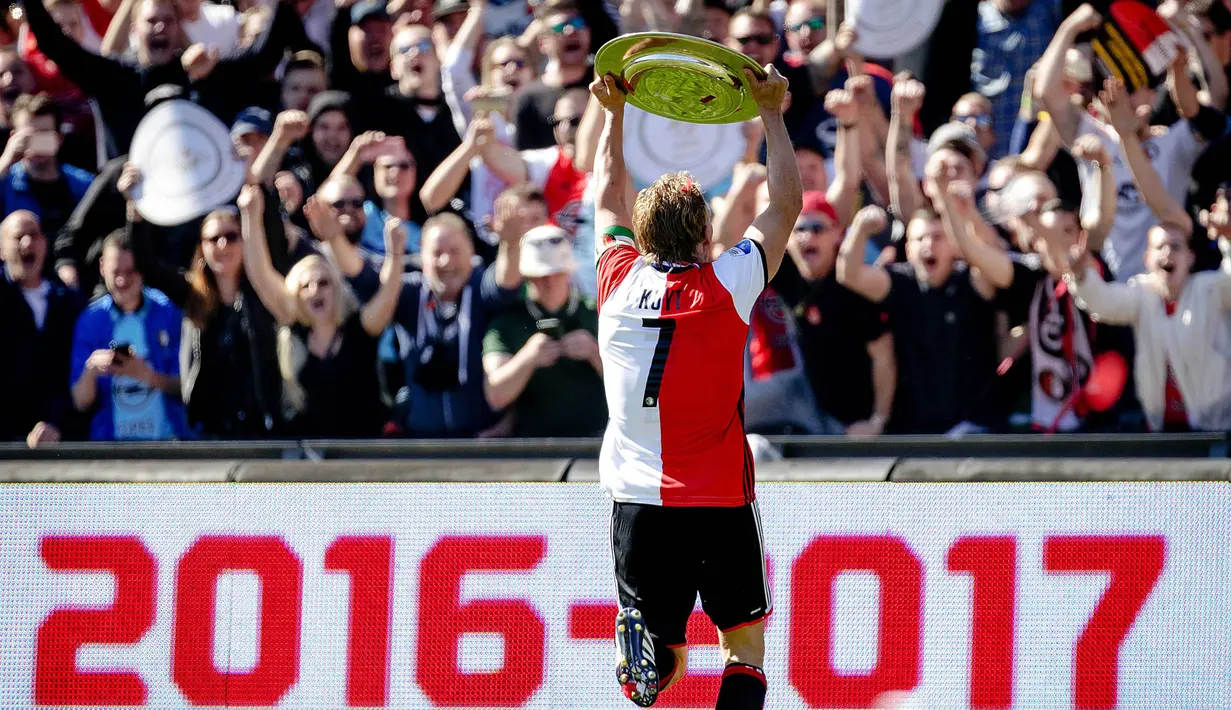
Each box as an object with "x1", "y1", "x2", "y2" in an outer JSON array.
[{"x1": 0, "y1": 432, "x2": 1225, "y2": 461}]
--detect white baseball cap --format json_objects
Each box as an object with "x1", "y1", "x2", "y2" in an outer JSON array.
[{"x1": 520, "y1": 225, "x2": 576, "y2": 278}]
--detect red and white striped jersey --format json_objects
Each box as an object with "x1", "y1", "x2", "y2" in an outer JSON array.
[{"x1": 595, "y1": 226, "x2": 768, "y2": 507}]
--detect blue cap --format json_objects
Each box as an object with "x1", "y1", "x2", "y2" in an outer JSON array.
[
  {"x1": 230, "y1": 107, "x2": 274, "y2": 139},
  {"x1": 350, "y1": 0, "x2": 390, "y2": 25}
]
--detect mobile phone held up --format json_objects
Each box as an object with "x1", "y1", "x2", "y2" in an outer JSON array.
[
  {"x1": 26, "y1": 131, "x2": 58, "y2": 157},
  {"x1": 472, "y1": 90, "x2": 511, "y2": 115},
  {"x1": 110, "y1": 342, "x2": 133, "y2": 361}
]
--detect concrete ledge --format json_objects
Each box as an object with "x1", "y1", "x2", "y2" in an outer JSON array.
[
  {"x1": 232, "y1": 459, "x2": 573, "y2": 482},
  {"x1": 890, "y1": 458, "x2": 1231, "y2": 482},
  {"x1": 0, "y1": 460, "x2": 238, "y2": 482},
  {"x1": 564, "y1": 458, "x2": 896, "y2": 483}
]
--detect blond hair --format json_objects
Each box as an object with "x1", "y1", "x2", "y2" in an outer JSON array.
[
  {"x1": 632, "y1": 171, "x2": 709, "y2": 264},
  {"x1": 276, "y1": 255, "x2": 359, "y2": 415}
]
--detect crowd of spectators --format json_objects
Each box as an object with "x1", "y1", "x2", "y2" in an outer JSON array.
[{"x1": 1, "y1": 0, "x2": 1230, "y2": 446}]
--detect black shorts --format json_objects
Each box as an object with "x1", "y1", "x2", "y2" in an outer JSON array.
[{"x1": 611, "y1": 501, "x2": 772, "y2": 649}]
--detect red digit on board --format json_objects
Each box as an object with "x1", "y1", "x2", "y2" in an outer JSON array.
[
  {"x1": 417, "y1": 535, "x2": 546, "y2": 707},
  {"x1": 1044, "y1": 535, "x2": 1165, "y2": 710},
  {"x1": 34, "y1": 536, "x2": 156, "y2": 705},
  {"x1": 324, "y1": 535, "x2": 393, "y2": 707},
  {"x1": 172, "y1": 536, "x2": 303, "y2": 706},
  {"x1": 947, "y1": 536, "x2": 1016, "y2": 709},
  {"x1": 789, "y1": 535, "x2": 922, "y2": 708}
]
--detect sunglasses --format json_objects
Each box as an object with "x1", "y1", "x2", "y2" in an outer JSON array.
[
  {"x1": 330, "y1": 198, "x2": 365, "y2": 210},
  {"x1": 734, "y1": 33, "x2": 775, "y2": 46},
  {"x1": 395, "y1": 38, "x2": 434, "y2": 56},
  {"x1": 552, "y1": 115, "x2": 582, "y2": 128},
  {"x1": 495, "y1": 57, "x2": 526, "y2": 70},
  {"x1": 203, "y1": 231, "x2": 241, "y2": 245},
  {"x1": 786, "y1": 17, "x2": 825, "y2": 33},
  {"x1": 794, "y1": 221, "x2": 832, "y2": 234},
  {"x1": 953, "y1": 113, "x2": 993, "y2": 129},
  {"x1": 301, "y1": 278, "x2": 333, "y2": 290},
  {"x1": 380, "y1": 160, "x2": 415, "y2": 170},
  {"x1": 550, "y1": 16, "x2": 586, "y2": 33}
]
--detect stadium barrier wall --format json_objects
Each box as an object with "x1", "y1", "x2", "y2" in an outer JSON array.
[{"x1": 1, "y1": 482, "x2": 1227, "y2": 709}]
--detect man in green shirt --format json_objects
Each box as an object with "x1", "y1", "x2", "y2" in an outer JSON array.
[{"x1": 482, "y1": 224, "x2": 608, "y2": 436}]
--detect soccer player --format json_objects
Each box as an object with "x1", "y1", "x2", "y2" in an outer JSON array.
[{"x1": 589, "y1": 64, "x2": 800, "y2": 709}]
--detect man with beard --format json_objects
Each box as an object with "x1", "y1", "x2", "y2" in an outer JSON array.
[
  {"x1": 362, "y1": 24, "x2": 461, "y2": 192},
  {"x1": 0, "y1": 210, "x2": 84, "y2": 446},
  {"x1": 513, "y1": 0, "x2": 592, "y2": 150},
  {"x1": 330, "y1": 0, "x2": 394, "y2": 96},
  {"x1": 24, "y1": 0, "x2": 303, "y2": 157},
  {"x1": 386, "y1": 212, "x2": 523, "y2": 438}
]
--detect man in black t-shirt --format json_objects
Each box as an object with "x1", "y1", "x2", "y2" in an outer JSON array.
[
  {"x1": 512, "y1": 1, "x2": 593, "y2": 150},
  {"x1": 838, "y1": 205, "x2": 1003, "y2": 434}
]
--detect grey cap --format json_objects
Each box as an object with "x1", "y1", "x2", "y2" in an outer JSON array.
[{"x1": 927, "y1": 121, "x2": 986, "y2": 165}]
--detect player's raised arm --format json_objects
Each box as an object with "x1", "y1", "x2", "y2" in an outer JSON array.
[
  {"x1": 743, "y1": 66, "x2": 803, "y2": 280},
  {"x1": 590, "y1": 74, "x2": 634, "y2": 241}
]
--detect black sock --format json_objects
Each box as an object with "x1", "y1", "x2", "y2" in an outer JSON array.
[{"x1": 714, "y1": 663, "x2": 766, "y2": 710}]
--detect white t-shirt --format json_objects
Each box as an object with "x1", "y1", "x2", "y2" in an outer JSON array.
[
  {"x1": 22, "y1": 280, "x2": 50, "y2": 330},
  {"x1": 1075, "y1": 113, "x2": 1203, "y2": 282},
  {"x1": 183, "y1": 3, "x2": 241, "y2": 54}
]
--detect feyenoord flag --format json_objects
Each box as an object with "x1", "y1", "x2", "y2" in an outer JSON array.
[{"x1": 1088, "y1": 0, "x2": 1183, "y2": 93}]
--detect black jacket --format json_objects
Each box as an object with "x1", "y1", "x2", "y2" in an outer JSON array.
[
  {"x1": 25, "y1": 0, "x2": 303, "y2": 157},
  {"x1": 130, "y1": 186, "x2": 292, "y2": 438},
  {"x1": 54, "y1": 155, "x2": 204, "y2": 298},
  {"x1": 0, "y1": 270, "x2": 85, "y2": 441}
]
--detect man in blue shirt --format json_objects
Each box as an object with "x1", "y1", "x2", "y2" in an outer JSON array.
[
  {"x1": 70, "y1": 230, "x2": 189, "y2": 441},
  {"x1": 972, "y1": 0, "x2": 1063, "y2": 159},
  {"x1": 0, "y1": 92, "x2": 94, "y2": 237}
]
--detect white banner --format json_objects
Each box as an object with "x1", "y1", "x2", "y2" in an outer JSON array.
[{"x1": 0, "y1": 483, "x2": 1226, "y2": 708}]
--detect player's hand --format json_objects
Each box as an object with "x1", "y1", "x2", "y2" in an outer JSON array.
[
  {"x1": 745, "y1": 64, "x2": 789, "y2": 116},
  {"x1": 590, "y1": 73, "x2": 627, "y2": 111},
  {"x1": 849, "y1": 204, "x2": 888, "y2": 236},
  {"x1": 525, "y1": 332, "x2": 563, "y2": 368},
  {"x1": 561, "y1": 329, "x2": 599, "y2": 362}
]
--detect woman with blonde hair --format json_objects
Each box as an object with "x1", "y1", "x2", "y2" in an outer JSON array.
[{"x1": 239, "y1": 184, "x2": 406, "y2": 437}]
